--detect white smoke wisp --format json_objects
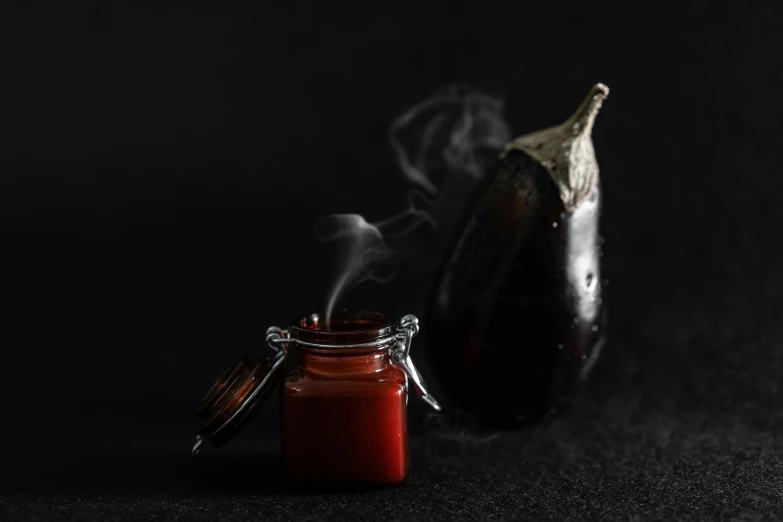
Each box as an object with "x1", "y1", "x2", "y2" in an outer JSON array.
[
  {"x1": 314, "y1": 214, "x2": 397, "y2": 327},
  {"x1": 389, "y1": 84, "x2": 511, "y2": 201},
  {"x1": 373, "y1": 190, "x2": 437, "y2": 238},
  {"x1": 317, "y1": 85, "x2": 512, "y2": 325},
  {"x1": 424, "y1": 412, "x2": 500, "y2": 447}
]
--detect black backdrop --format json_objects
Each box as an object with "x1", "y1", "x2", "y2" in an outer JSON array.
[{"x1": 4, "y1": 1, "x2": 783, "y2": 519}]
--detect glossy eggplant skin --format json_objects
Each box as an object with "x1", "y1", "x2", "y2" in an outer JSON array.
[{"x1": 425, "y1": 149, "x2": 605, "y2": 428}]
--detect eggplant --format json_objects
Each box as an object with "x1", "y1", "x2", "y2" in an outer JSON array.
[{"x1": 424, "y1": 84, "x2": 609, "y2": 428}]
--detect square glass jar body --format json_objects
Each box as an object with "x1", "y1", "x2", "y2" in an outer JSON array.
[
  {"x1": 281, "y1": 313, "x2": 409, "y2": 486},
  {"x1": 282, "y1": 350, "x2": 408, "y2": 485}
]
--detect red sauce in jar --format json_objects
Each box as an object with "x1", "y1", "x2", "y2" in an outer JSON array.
[{"x1": 281, "y1": 311, "x2": 409, "y2": 486}]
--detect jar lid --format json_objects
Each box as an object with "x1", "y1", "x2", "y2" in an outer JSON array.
[{"x1": 193, "y1": 351, "x2": 286, "y2": 455}]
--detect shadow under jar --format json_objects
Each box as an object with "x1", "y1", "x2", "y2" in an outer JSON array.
[{"x1": 195, "y1": 310, "x2": 440, "y2": 489}]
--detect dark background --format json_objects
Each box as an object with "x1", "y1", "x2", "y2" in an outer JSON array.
[{"x1": 3, "y1": 1, "x2": 783, "y2": 520}]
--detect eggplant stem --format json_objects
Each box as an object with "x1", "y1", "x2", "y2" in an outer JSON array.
[
  {"x1": 569, "y1": 83, "x2": 609, "y2": 137},
  {"x1": 502, "y1": 83, "x2": 610, "y2": 210}
]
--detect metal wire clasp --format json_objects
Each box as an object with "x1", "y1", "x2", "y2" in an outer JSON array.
[
  {"x1": 264, "y1": 326, "x2": 289, "y2": 361},
  {"x1": 263, "y1": 315, "x2": 441, "y2": 412},
  {"x1": 391, "y1": 315, "x2": 442, "y2": 411}
]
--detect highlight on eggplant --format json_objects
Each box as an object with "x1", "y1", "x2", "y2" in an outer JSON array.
[{"x1": 425, "y1": 84, "x2": 609, "y2": 428}]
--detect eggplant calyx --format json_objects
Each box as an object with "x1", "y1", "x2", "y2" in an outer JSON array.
[{"x1": 503, "y1": 83, "x2": 609, "y2": 210}]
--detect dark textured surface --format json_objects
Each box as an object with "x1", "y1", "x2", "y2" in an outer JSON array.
[
  {"x1": 2, "y1": 356, "x2": 783, "y2": 522},
  {"x1": 3, "y1": 274, "x2": 783, "y2": 520},
  {"x1": 4, "y1": 0, "x2": 783, "y2": 520}
]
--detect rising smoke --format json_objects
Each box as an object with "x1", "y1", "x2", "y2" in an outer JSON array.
[
  {"x1": 314, "y1": 214, "x2": 397, "y2": 327},
  {"x1": 317, "y1": 84, "x2": 512, "y2": 326}
]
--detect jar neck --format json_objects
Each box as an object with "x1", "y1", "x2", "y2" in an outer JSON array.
[
  {"x1": 288, "y1": 310, "x2": 399, "y2": 376},
  {"x1": 297, "y1": 347, "x2": 392, "y2": 376}
]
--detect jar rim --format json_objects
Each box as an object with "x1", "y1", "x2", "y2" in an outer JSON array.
[{"x1": 289, "y1": 309, "x2": 397, "y2": 351}]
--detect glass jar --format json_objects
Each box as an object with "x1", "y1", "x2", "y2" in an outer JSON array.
[
  {"x1": 195, "y1": 309, "x2": 440, "y2": 488},
  {"x1": 282, "y1": 311, "x2": 409, "y2": 485}
]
